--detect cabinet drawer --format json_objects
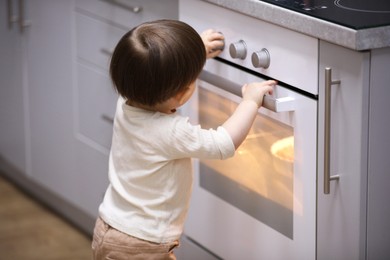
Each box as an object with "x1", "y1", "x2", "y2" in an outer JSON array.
[
  {"x1": 77, "y1": 63, "x2": 118, "y2": 151},
  {"x1": 76, "y1": 13, "x2": 126, "y2": 70},
  {"x1": 75, "y1": 0, "x2": 178, "y2": 29}
]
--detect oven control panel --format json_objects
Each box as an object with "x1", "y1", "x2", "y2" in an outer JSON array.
[
  {"x1": 180, "y1": 0, "x2": 319, "y2": 95},
  {"x1": 229, "y1": 40, "x2": 271, "y2": 69}
]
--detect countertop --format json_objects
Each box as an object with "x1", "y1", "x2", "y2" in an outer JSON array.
[{"x1": 203, "y1": 0, "x2": 390, "y2": 51}]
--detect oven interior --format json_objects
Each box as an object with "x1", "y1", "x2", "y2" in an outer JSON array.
[{"x1": 197, "y1": 84, "x2": 295, "y2": 239}]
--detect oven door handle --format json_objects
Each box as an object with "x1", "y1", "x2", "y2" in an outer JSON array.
[{"x1": 199, "y1": 70, "x2": 295, "y2": 113}]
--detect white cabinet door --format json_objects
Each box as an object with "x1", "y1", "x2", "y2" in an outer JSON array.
[
  {"x1": 366, "y1": 47, "x2": 390, "y2": 259},
  {"x1": 0, "y1": 0, "x2": 28, "y2": 173},
  {"x1": 317, "y1": 41, "x2": 370, "y2": 260},
  {"x1": 26, "y1": 1, "x2": 110, "y2": 227},
  {"x1": 1, "y1": 0, "x2": 179, "y2": 233},
  {"x1": 72, "y1": 9, "x2": 124, "y2": 219},
  {"x1": 27, "y1": 1, "x2": 76, "y2": 197}
]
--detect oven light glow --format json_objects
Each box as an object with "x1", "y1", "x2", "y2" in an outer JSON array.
[{"x1": 271, "y1": 136, "x2": 294, "y2": 163}]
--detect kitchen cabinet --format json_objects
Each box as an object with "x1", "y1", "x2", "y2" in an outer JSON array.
[
  {"x1": 26, "y1": 0, "x2": 75, "y2": 203},
  {"x1": 0, "y1": 0, "x2": 29, "y2": 174},
  {"x1": 317, "y1": 41, "x2": 370, "y2": 260},
  {"x1": 0, "y1": 0, "x2": 76, "y2": 193},
  {"x1": 318, "y1": 42, "x2": 390, "y2": 259},
  {"x1": 366, "y1": 47, "x2": 390, "y2": 259},
  {"x1": 73, "y1": 0, "x2": 179, "y2": 226},
  {"x1": 72, "y1": 5, "x2": 124, "y2": 221},
  {"x1": 1, "y1": 0, "x2": 179, "y2": 234},
  {"x1": 0, "y1": 0, "x2": 90, "y2": 229},
  {"x1": 13, "y1": 0, "x2": 94, "y2": 229}
]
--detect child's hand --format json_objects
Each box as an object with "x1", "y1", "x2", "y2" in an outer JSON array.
[
  {"x1": 242, "y1": 80, "x2": 277, "y2": 108},
  {"x1": 200, "y1": 29, "x2": 225, "y2": 59}
]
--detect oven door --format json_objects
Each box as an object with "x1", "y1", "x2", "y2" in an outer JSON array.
[{"x1": 181, "y1": 59, "x2": 317, "y2": 260}]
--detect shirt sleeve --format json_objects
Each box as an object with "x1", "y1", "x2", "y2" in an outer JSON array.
[{"x1": 162, "y1": 116, "x2": 235, "y2": 160}]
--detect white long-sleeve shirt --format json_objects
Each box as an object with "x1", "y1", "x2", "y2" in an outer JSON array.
[{"x1": 99, "y1": 97, "x2": 235, "y2": 243}]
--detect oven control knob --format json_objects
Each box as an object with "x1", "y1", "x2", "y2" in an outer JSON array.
[
  {"x1": 229, "y1": 40, "x2": 247, "y2": 59},
  {"x1": 252, "y1": 48, "x2": 270, "y2": 69}
]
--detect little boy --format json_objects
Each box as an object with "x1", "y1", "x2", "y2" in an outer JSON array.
[{"x1": 92, "y1": 19, "x2": 276, "y2": 260}]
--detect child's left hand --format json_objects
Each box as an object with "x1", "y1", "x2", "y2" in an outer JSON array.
[{"x1": 201, "y1": 29, "x2": 225, "y2": 59}]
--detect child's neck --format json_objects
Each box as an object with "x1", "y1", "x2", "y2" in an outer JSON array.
[{"x1": 126, "y1": 99, "x2": 177, "y2": 114}]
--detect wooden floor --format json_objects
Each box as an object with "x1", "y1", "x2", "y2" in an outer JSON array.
[{"x1": 0, "y1": 175, "x2": 93, "y2": 260}]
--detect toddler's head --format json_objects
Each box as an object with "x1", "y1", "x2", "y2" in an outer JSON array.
[{"x1": 110, "y1": 19, "x2": 206, "y2": 107}]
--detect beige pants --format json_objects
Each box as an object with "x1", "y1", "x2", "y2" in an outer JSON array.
[{"x1": 92, "y1": 218, "x2": 179, "y2": 260}]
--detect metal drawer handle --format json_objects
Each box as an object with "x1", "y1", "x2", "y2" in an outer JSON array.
[
  {"x1": 101, "y1": 114, "x2": 114, "y2": 125},
  {"x1": 100, "y1": 48, "x2": 113, "y2": 57},
  {"x1": 7, "y1": 0, "x2": 30, "y2": 32},
  {"x1": 324, "y1": 67, "x2": 340, "y2": 194},
  {"x1": 199, "y1": 70, "x2": 295, "y2": 113},
  {"x1": 100, "y1": 0, "x2": 142, "y2": 13},
  {"x1": 7, "y1": 0, "x2": 18, "y2": 29},
  {"x1": 18, "y1": 0, "x2": 31, "y2": 33}
]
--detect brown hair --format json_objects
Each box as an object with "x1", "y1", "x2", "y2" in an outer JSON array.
[{"x1": 109, "y1": 19, "x2": 206, "y2": 106}]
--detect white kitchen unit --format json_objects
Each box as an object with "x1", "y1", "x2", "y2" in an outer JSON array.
[
  {"x1": 177, "y1": 0, "x2": 390, "y2": 259},
  {"x1": 318, "y1": 43, "x2": 390, "y2": 260},
  {"x1": 0, "y1": 0, "x2": 90, "y2": 228},
  {"x1": 26, "y1": 0, "x2": 76, "y2": 208},
  {"x1": 73, "y1": 0, "x2": 179, "y2": 228},
  {"x1": 317, "y1": 41, "x2": 370, "y2": 260},
  {"x1": 366, "y1": 47, "x2": 390, "y2": 259},
  {"x1": 0, "y1": 0, "x2": 178, "y2": 234},
  {"x1": 0, "y1": 0, "x2": 30, "y2": 174}
]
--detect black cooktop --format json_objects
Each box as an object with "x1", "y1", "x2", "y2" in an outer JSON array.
[{"x1": 261, "y1": 0, "x2": 390, "y2": 29}]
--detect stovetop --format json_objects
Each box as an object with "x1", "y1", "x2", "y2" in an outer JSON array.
[{"x1": 261, "y1": 0, "x2": 390, "y2": 29}]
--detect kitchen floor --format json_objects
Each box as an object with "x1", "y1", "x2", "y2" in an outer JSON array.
[{"x1": 0, "y1": 175, "x2": 93, "y2": 259}]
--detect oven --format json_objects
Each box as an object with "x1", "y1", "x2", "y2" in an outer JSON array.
[{"x1": 179, "y1": 0, "x2": 319, "y2": 259}]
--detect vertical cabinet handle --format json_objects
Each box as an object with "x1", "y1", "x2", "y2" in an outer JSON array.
[
  {"x1": 100, "y1": 48, "x2": 113, "y2": 57},
  {"x1": 18, "y1": 0, "x2": 31, "y2": 33},
  {"x1": 101, "y1": 114, "x2": 114, "y2": 125},
  {"x1": 7, "y1": 0, "x2": 18, "y2": 29},
  {"x1": 324, "y1": 68, "x2": 341, "y2": 194}
]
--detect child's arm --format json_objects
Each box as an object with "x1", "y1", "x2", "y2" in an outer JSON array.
[
  {"x1": 222, "y1": 81, "x2": 276, "y2": 149},
  {"x1": 201, "y1": 29, "x2": 225, "y2": 59}
]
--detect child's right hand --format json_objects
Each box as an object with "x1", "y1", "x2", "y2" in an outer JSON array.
[
  {"x1": 242, "y1": 80, "x2": 277, "y2": 108},
  {"x1": 201, "y1": 29, "x2": 225, "y2": 59}
]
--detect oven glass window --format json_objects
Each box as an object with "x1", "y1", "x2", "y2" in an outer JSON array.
[{"x1": 198, "y1": 86, "x2": 294, "y2": 239}]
